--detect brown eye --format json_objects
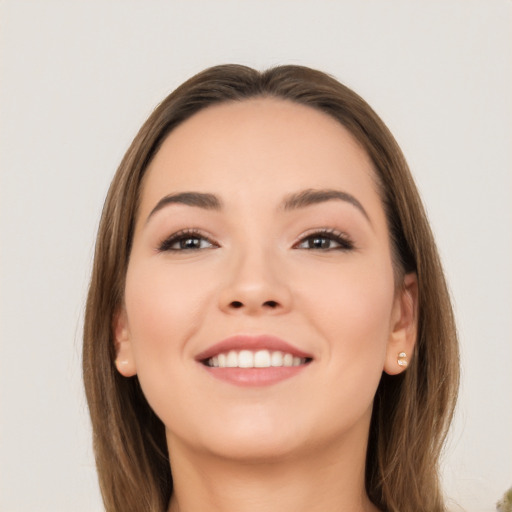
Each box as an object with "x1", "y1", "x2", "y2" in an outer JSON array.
[
  {"x1": 295, "y1": 230, "x2": 354, "y2": 251},
  {"x1": 176, "y1": 237, "x2": 208, "y2": 250},
  {"x1": 158, "y1": 230, "x2": 216, "y2": 252}
]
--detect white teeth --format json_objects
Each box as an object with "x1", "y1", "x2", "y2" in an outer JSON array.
[
  {"x1": 271, "y1": 351, "x2": 283, "y2": 367},
  {"x1": 254, "y1": 350, "x2": 271, "y2": 368},
  {"x1": 206, "y1": 349, "x2": 308, "y2": 369},
  {"x1": 238, "y1": 350, "x2": 253, "y2": 368},
  {"x1": 226, "y1": 351, "x2": 237, "y2": 368}
]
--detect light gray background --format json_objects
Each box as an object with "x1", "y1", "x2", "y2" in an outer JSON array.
[{"x1": 1, "y1": 1, "x2": 510, "y2": 511}]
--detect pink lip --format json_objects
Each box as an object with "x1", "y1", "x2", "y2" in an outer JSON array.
[
  {"x1": 202, "y1": 366, "x2": 309, "y2": 387},
  {"x1": 195, "y1": 334, "x2": 313, "y2": 387},
  {"x1": 195, "y1": 334, "x2": 313, "y2": 361}
]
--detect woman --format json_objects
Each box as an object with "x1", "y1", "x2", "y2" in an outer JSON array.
[{"x1": 83, "y1": 64, "x2": 459, "y2": 512}]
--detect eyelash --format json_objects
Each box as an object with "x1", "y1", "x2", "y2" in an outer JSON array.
[
  {"x1": 157, "y1": 228, "x2": 354, "y2": 253},
  {"x1": 157, "y1": 229, "x2": 218, "y2": 252},
  {"x1": 293, "y1": 228, "x2": 355, "y2": 252}
]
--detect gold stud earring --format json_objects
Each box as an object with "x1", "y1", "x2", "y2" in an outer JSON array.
[{"x1": 397, "y1": 352, "x2": 408, "y2": 368}]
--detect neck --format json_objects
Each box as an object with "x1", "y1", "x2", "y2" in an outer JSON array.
[{"x1": 166, "y1": 432, "x2": 379, "y2": 512}]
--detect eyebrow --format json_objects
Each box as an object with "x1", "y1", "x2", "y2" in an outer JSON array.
[
  {"x1": 146, "y1": 192, "x2": 222, "y2": 223},
  {"x1": 146, "y1": 188, "x2": 370, "y2": 224},
  {"x1": 282, "y1": 188, "x2": 370, "y2": 222}
]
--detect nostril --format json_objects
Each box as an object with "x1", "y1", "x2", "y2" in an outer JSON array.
[
  {"x1": 230, "y1": 301, "x2": 243, "y2": 309},
  {"x1": 263, "y1": 300, "x2": 279, "y2": 308}
]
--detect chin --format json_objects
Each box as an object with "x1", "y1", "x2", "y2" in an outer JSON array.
[
  {"x1": 169, "y1": 412, "x2": 312, "y2": 463},
  {"x1": 202, "y1": 431, "x2": 306, "y2": 463}
]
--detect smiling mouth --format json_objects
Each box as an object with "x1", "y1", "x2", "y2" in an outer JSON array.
[
  {"x1": 196, "y1": 334, "x2": 313, "y2": 386},
  {"x1": 202, "y1": 349, "x2": 312, "y2": 368}
]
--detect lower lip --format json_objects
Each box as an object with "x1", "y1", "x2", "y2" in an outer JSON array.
[{"x1": 201, "y1": 364, "x2": 309, "y2": 387}]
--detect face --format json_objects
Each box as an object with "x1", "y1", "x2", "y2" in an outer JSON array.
[{"x1": 115, "y1": 98, "x2": 417, "y2": 462}]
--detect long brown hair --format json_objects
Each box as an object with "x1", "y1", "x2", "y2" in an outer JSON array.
[{"x1": 83, "y1": 64, "x2": 459, "y2": 512}]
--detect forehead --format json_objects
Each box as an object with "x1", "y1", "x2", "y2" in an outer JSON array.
[{"x1": 141, "y1": 98, "x2": 379, "y2": 213}]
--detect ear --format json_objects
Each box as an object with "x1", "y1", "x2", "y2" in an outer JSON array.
[
  {"x1": 384, "y1": 273, "x2": 418, "y2": 375},
  {"x1": 113, "y1": 307, "x2": 137, "y2": 377}
]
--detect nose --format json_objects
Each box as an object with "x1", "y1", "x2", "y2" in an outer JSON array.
[{"x1": 218, "y1": 247, "x2": 292, "y2": 316}]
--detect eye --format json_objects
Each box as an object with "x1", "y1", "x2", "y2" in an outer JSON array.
[
  {"x1": 158, "y1": 229, "x2": 218, "y2": 252},
  {"x1": 294, "y1": 229, "x2": 354, "y2": 251}
]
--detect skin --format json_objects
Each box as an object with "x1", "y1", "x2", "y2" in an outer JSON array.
[{"x1": 114, "y1": 98, "x2": 417, "y2": 512}]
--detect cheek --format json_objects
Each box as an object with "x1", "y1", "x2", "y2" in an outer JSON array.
[
  {"x1": 123, "y1": 260, "x2": 212, "y2": 372},
  {"x1": 326, "y1": 276, "x2": 392, "y2": 347},
  {"x1": 122, "y1": 259, "x2": 221, "y2": 431},
  {"x1": 296, "y1": 257, "x2": 395, "y2": 386},
  {"x1": 299, "y1": 255, "x2": 394, "y2": 337},
  {"x1": 304, "y1": 267, "x2": 394, "y2": 429}
]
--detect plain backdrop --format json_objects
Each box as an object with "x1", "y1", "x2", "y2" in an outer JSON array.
[{"x1": 0, "y1": 1, "x2": 510, "y2": 511}]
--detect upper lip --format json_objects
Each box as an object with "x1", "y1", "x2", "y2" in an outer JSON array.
[{"x1": 195, "y1": 334, "x2": 314, "y2": 362}]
